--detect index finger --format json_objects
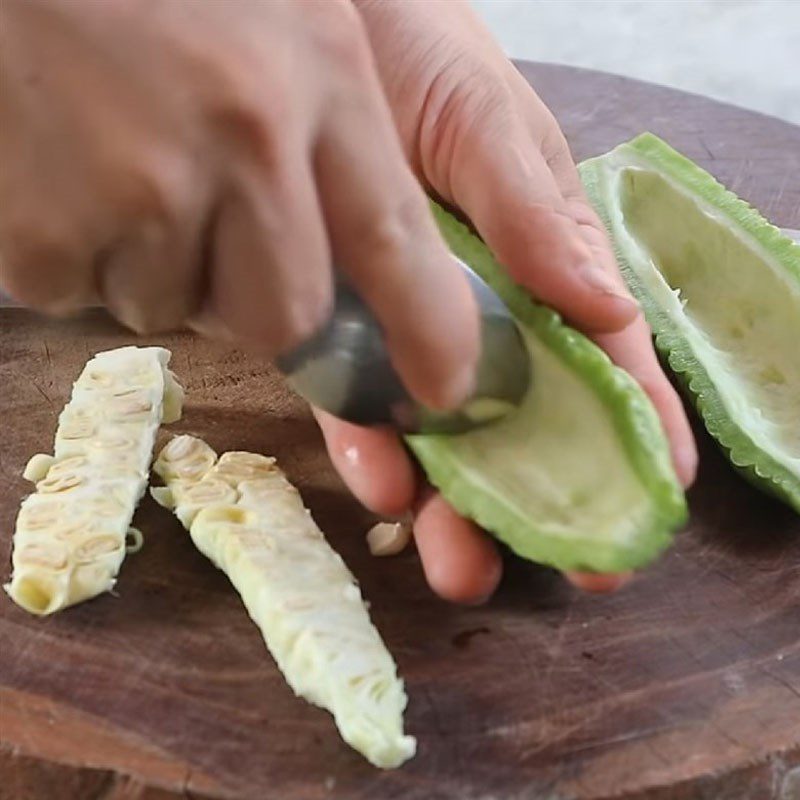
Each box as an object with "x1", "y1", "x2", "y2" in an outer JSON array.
[{"x1": 313, "y1": 28, "x2": 479, "y2": 411}]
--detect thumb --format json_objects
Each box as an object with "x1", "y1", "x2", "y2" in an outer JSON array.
[{"x1": 442, "y1": 105, "x2": 638, "y2": 333}]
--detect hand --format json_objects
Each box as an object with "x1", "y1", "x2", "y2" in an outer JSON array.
[
  {"x1": 0, "y1": 0, "x2": 479, "y2": 411},
  {"x1": 314, "y1": 0, "x2": 698, "y2": 603}
]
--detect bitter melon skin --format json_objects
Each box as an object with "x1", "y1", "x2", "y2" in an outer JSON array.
[
  {"x1": 5, "y1": 346, "x2": 183, "y2": 615},
  {"x1": 406, "y1": 204, "x2": 687, "y2": 574},
  {"x1": 580, "y1": 133, "x2": 800, "y2": 513},
  {"x1": 152, "y1": 436, "x2": 416, "y2": 770}
]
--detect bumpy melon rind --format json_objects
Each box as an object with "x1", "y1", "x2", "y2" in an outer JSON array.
[
  {"x1": 406, "y1": 203, "x2": 687, "y2": 574},
  {"x1": 580, "y1": 132, "x2": 800, "y2": 513}
]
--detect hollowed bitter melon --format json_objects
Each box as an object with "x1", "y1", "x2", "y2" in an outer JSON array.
[
  {"x1": 406, "y1": 204, "x2": 687, "y2": 574},
  {"x1": 152, "y1": 435, "x2": 416, "y2": 769},
  {"x1": 580, "y1": 133, "x2": 800, "y2": 512},
  {"x1": 5, "y1": 346, "x2": 184, "y2": 615}
]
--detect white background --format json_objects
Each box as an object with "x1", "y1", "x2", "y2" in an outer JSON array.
[{"x1": 471, "y1": 0, "x2": 799, "y2": 124}]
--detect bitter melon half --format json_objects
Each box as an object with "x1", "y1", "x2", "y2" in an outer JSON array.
[
  {"x1": 580, "y1": 134, "x2": 800, "y2": 512},
  {"x1": 407, "y1": 205, "x2": 688, "y2": 574},
  {"x1": 152, "y1": 436, "x2": 416, "y2": 769},
  {"x1": 5, "y1": 346, "x2": 184, "y2": 615}
]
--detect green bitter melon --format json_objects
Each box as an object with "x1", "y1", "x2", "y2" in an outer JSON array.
[
  {"x1": 580, "y1": 133, "x2": 800, "y2": 512},
  {"x1": 406, "y1": 204, "x2": 688, "y2": 574}
]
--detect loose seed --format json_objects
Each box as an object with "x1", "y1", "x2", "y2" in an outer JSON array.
[{"x1": 366, "y1": 522, "x2": 412, "y2": 557}]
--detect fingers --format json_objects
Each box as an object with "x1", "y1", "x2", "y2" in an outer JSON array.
[
  {"x1": 566, "y1": 571, "x2": 632, "y2": 594},
  {"x1": 206, "y1": 160, "x2": 333, "y2": 355},
  {"x1": 313, "y1": 409, "x2": 416, "y2": 516},
  {"x1": 413, "y1": 490, "x2": 503, "y2": 605},
  {"x1": 316, "y1": 409, "x2": 634, "y2": 600},
  {"x1": 446, "y1": 111, "x2": 638, "y2": 335},
  {"x1": 97, "y1": 152, "x2": 212, "y2": 333},
  {"x1": 504, "y1": 75, "x2": 698, "y2": 487},
  {"x1": 313, "y1": 44, "x2": 479, "y2": 410},
  {"x1": 0, "y1": 219, "x2": 95, "y2": 314},
  {"x1": 593, "y1": 318, "x2": 698, "y2": 488},
  {"x1": 314, "y1": 409, "x2": 502, "y2": 604},
  {"x1": 0, "y1": 47, "x2": 95, "y2": 313},
  {"x1": 98, "y1": 221, "x2": 201, "y2": 334},
  {"x1": 552, "y1": 187, "x2": 698, "y2": 486}
]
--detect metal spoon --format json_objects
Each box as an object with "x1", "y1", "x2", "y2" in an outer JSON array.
[
  {"x1": 278, "y1": 227, "x2": 800, "y2": 434},
  {"x1": 277, "y1": 255, "x2": 532, "y2": 435}
]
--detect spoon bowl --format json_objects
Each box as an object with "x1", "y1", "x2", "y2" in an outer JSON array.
[{"x1": 277, "y1": 256, "x2": 532, "y2": 435}]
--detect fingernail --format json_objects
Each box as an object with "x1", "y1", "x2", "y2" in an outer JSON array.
[
  {"x1": 465, "y1": 557, "x2": 503, "y2": 606},
  {"x1": 580, "y1": 265, "x2": 638, "y2": 307},
  {"x1": 437, "y1": 361, "x2": 477, "y2": 411},
  {"x1": 566, "y1": 570, "x2": 633, "y2": 593},
  {"x1": 187, "y1": 309, "x2": 236, "y2": 342},
  {"x1": 674, "y1": 446, "x2": 699, "y2": 488}
]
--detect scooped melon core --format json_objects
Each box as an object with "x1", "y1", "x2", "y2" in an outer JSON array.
[{"x1": 615, "y1": 166, "x2": 800, "y2": 474}]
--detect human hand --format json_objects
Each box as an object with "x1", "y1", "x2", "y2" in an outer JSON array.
[
  {"x1": 314, "y1": 0, "x2": 698, "y2": 603},
  {"x1": 0, "y1": 0, "x2": 478, "y2": 411}
]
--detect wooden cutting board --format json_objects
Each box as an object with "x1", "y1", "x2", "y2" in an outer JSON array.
[{"x1": 1, "y1": 63, "x2": 799, "y2": 800}]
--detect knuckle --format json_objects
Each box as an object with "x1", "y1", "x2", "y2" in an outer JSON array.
[
  {"x1": 537, "y1": 107, "x2": 567, "y2": 148},
  {"x1": 195, "y1": 47, "x2": 291, "y2": 167},
  {"x1": 311, "y1": 1, "x2": 370, "y2": 76},
  {"x1": 431, "y1": 56, "x2": 513, "y2": 127},
  {"x1": 517, "y1": 200, "x2": 568, "y2": 229},
  {"x1": 114, "y1": 149, "x2": 198, "y2": 231},
  {"x1": 112, "y1": 290, "x2": 188, "y2": 336},
  {"x1": 277, "y1": 285, "x2": 333, "y2": 352},
  {"x1": 421, "y1": 57, "x2": 514, "y2": 175},
  {"x1": 119, "y1": 312, "x2": 165, "y2": 336},
  {"x1": 502, "y1": 200, "x2": 574, "y2": 249},
  {"x1": 210, "y1": 89, "x2": 288, "y2": 168},
  {"x1": 356, "y1": 193, "x2": 428, "y2": 263}
]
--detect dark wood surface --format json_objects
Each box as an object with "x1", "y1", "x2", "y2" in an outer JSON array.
[{"x1": 1, "y1": 63, "x2": 799, "y2": 800}]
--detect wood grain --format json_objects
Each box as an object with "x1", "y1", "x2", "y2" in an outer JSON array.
[{"x1": 1, "y1": 63, "x2": 799, "y2": 800}]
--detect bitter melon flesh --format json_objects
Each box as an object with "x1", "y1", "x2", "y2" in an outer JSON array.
[
  {"x1": 406, "y1": 204, "x2": 688, "y2": 574},
  {"x1": 580, "y1": 133, "x2": 800, "y2": 512}
]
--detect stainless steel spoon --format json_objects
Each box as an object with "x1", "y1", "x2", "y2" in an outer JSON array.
[
  {"x1": 277, "y1": 255, "x2": 532, "y2": 435},
  {"x1": 279, "y1": 228, "x2": 800, "y2": 434}
]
